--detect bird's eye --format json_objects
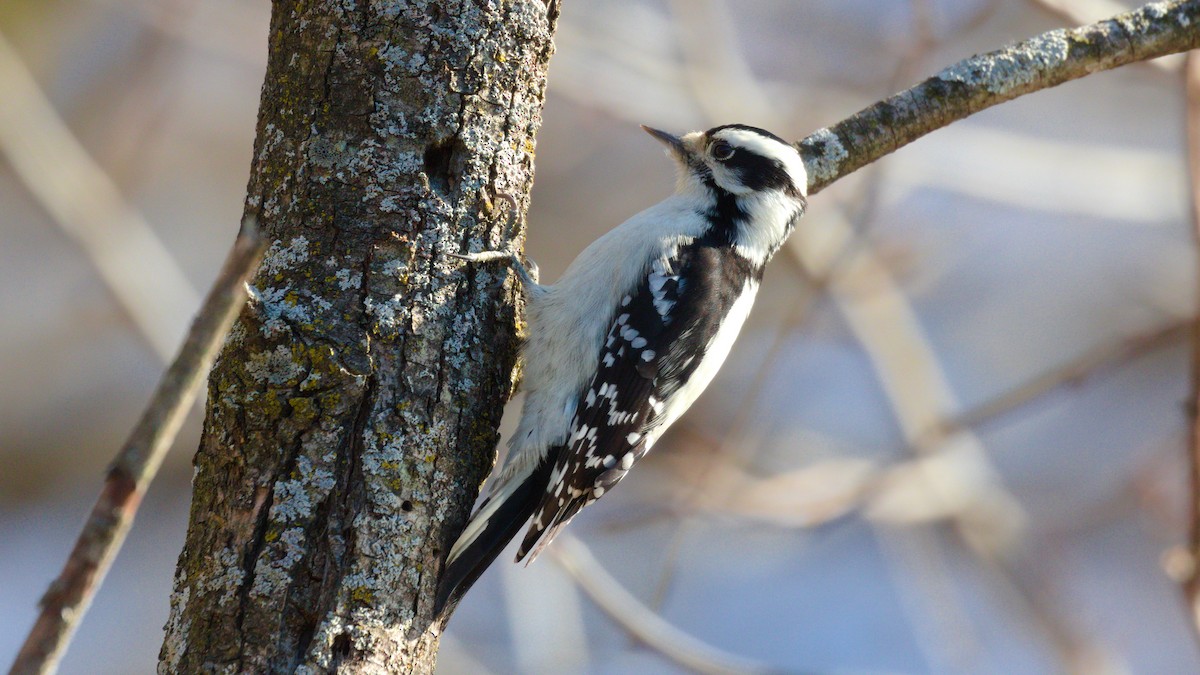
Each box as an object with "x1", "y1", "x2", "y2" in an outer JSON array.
[{"x1": 710, "y1": 140, "x2": 735, "y2": 161}]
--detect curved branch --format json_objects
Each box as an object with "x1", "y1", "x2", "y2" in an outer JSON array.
[
  {"x1": 551, "y1": 536, "x2": 779, "y2": 675},
  {"x1": 800, "y1": 0, "x2": 1200, "y2": 193}
]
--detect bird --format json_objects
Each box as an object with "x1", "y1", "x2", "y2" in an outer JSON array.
[{"x1": 436, "y1": 123, "x2": 808, "y2": 615}]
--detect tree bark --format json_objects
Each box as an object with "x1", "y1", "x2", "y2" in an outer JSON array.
[{"x1": 159, "y1": 1, "x2": 559, "y2": 672}]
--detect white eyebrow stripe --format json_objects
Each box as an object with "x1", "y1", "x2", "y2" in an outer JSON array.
[{"x1": 712, "y1": 128, "x2": 808, "y2": 197}]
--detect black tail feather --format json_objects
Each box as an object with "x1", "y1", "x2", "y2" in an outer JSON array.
[{"x1": 434, "y1": 456, "x2": 554, "y2": 617}]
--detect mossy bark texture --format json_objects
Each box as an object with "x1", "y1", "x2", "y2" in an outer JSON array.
[{"x1": 159, "y1": 2, "x2": 559, "y2": 672}]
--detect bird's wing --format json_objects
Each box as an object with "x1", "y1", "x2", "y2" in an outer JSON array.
[{"x1": 516, "y1": 241, "x2": 757, "y2": 562}]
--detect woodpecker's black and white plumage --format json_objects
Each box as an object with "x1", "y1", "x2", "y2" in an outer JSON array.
[{"x1": 437, "y1": 124, "x2": 808, "y2": 614}]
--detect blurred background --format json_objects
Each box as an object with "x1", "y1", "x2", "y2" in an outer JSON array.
[{"x1": 1, "y1": 0, "x2": 1197, "y2": 673}]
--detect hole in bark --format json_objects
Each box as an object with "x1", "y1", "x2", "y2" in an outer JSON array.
[
  {"x1": 332, "y1": 632, "x2": 352, "y2": 658},
  {"x1": 423, "y1": 138, "x2": 462, "y2": 197},
  {"x1": 401, "y1": 500, "x2": 414, "y2": 512},
  {"x1": 296, "y1": 616, "x2": 318, "y2": 662}
]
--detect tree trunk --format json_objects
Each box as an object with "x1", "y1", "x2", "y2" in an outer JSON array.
[{"x1": 159, "y1": 1, "x2": 559, "y2": 672}]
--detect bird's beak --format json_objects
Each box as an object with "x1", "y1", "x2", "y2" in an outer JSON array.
[{"x1": 641, "y1": 125, "x2": 687, "y2": 156}]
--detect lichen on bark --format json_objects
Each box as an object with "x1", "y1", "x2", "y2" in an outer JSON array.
[{"x1": 159, "y1": 1, "x2": 559, "y2": 672}]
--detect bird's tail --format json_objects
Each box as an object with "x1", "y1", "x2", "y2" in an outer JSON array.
[{"x1": 435, "y1": 454, "x2": 555, "y2": 616}]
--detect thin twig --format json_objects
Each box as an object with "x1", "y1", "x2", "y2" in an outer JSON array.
[
  {"x1": 799, "y1": 0, "x2": 1200, "y2": 194},
  {"x1": 10, "y1": 218, "x2": 265, "y2": 675}
]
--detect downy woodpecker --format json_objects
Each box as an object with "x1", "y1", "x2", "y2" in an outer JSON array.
[{"x1": 437, "y1": 124, "x2": 808, "y2": 614}]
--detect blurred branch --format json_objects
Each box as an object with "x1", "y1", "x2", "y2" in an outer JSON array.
[
  {"x1": 784, "y1": 214, "x2": 1101, "y2": 675},
  {"x1": 785, "y1": 18, "x2": 1181, "y2": 648},
  {"x1": 90, "y1": 0, "x2": 266, "y2": 65},
  {"x1": 501, "y1": 548, "x2": 591, "y2": 674},
  {"x1": 649, "y1": 284, "x2": 823, "y2": 607},
  {"x1": 1184, "y1": 49, "x2": 1200, "y2": 635},
  {"x1": 799, "y1": 0, "x2": 1200, "y2": 194},
  {"x1": 10, "y1": 220, "x2": 264, "y2": 675},
  {"x1": 788, "y1": 210, "x2": 1121, "y2": 671},
  {"x1": 550, "y1": 8, "x2": 827, "y2": 131},
  {"x1": 877, "y1": 526, "x2": 982, "y2": 671},
  {"x1": 936, "y1": 319, "x2": 1190, "y2": 443},
  {"x1": 789, "y1": 209, "x2": 1024, "y2": 535},
  {"x1": 550, "y1": 535, "x2": 784, "y2": 675},
  {"x1": 782, "y1": 0, "x2": 1183, "y2": 649},
  {"x1": 657, "y1": 317, "x2": 1188, "y2": 533},
  {"x1": 89, "y1": 0, "x2": 198, "y2": 189},
  {"x1": 0, "y1": 30, "x2": 200, "y2": 361},
  {"x1": 668, "y1": 0, "x2": 784, "y2": 129},
  {"x1": 886, "y1": 123, "x2": 1184, "y2": 224},
  {"x1": 675, "y1": 454, "x2": 877, "y2": 528},
  {"x1": 648, "y1": 0, "x2": 941, "y2": 610},
  {"x1": 647, "y1": 0, "x2": 831, "y2": 594}
]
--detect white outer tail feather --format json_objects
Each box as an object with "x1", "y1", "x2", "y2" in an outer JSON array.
[{"x1": 446, "y1": 463, "x2": 533, "y2": 565}]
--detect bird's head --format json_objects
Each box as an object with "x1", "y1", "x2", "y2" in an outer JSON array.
[
  {"x1": 642, "y1": 123, "x2": 808, "y2": 204},
  {"x1": 643, "y1": 123, "x2": 808, "y2": 264}
]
